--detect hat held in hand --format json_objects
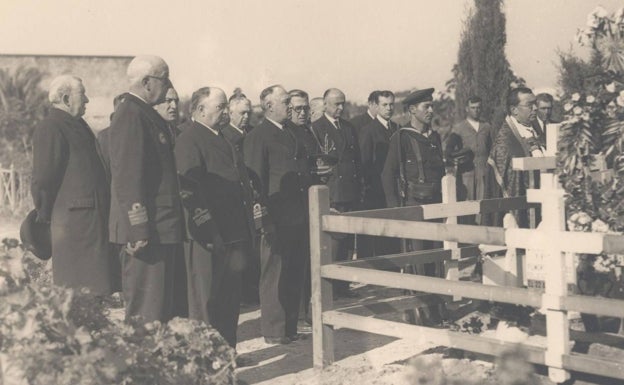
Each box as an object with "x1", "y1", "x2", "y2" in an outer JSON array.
[
  {"x1": 309, "y1": 153, "x2": 338, "y2": 176},
  {"x1": 20, "y1": 209, "x2": 52, "y2": 261}
]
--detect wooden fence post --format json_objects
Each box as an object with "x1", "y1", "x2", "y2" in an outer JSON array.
[
  {"x1": 442, "y1": 175, "x2": 460, "y2": 300},
  {"x1": 309, "y1": 185, "x2": 335, "y2": 369},
  {"x1": 539, "y1": 173, "x2": 570, "y2": 383}
]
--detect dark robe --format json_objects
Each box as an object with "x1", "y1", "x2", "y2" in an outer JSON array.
[{"x1": 488, "y1": 117, "x2": 541, "y2": 228}]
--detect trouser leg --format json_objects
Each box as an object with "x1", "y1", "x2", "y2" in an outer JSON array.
[
  {"x1": 185, "y1": 241, "x2": 213, "y2": 325},
  {"x1": 121, "y1": 243, "x2": 178, "y2": 323},
  {"x1": 209, "y1": 242, "x2": 245, "y2": 347}
]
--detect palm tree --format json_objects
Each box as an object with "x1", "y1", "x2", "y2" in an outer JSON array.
[{"x1": 0, "y1": 66, "x2": 49, "y2": 169}]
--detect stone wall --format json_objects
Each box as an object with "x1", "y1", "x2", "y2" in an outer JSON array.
[{"x1": 0, "y1": 54, "x2": 133, "y2": 131}]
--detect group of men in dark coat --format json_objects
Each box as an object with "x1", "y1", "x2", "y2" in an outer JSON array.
[{"x1": 31, "y1": 53, "x2": 552, "y2": 360}]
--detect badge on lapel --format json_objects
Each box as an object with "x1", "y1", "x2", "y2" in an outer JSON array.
[{"x1": 159, "y1": 132, "x2": 168, "y2": 144}]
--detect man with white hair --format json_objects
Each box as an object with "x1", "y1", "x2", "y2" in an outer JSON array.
[
  {"x1": 244, "y1": 85, "x2": 313, "y2": 344},
  {"x1": 31, "y1": 75, "x2": 113, "y2": 294},
  {"x1": 175, "y1": 87, "x2": 256, "y2": 355},
  {"x1": 108, "y1": 55, "x2": 185, "y2": 322},
  {"x1": 222, "y1": 93, "x2": 253, "y2": 150},
  {"x1": 309, "y1": 97, "x2": 325, "y2": 123}
]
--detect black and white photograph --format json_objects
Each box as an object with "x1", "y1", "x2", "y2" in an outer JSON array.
[{"x1": 1, "y1": 0, "x2": 624, "y2": 384}]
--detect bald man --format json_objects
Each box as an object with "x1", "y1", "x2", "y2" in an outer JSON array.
[
  {"x1": 309, "y1": 97, "x2": 325, "y2": 123},
  {"x1": 175, "y1": 87, "x2": 255, "y2": 350},
  {"x1": 312, "y1": 88, "x2": 362, "y2": 298},
  {"x1": 109, "y1": 55, "x2": 184, "y2": 322},
  {"x1": 244, "y1": 85, "x2": 314, "y2": 344},
  {"x1": 31, "y1": 75, "x2": 113, "y2": 295}
]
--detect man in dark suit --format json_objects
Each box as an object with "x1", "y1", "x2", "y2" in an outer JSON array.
[
  {"x1": 244, "y1": 85, "x2": 313, "y2": 344},
  {"x1": 350, "y1": 90, "x2": 380, "y2": 132},
  {"x1": 533, "y1": 93, "x2": 557, "y2": 147},
  {"x1": 312, "y1": 88, "x2": 362, "y2": 297},
  {"x1": 358, "y1": 90, "x2": 400, "y2": 258},
  {"x1": 31, "y1": 75, "x2": 113, "y2": 295},
  {"x1": 222, "y1": 94, "x2": 252, "y2": 151},
  {"x1": 153, "y1": 86, "x2": 187, "y2": 318},
  {"x1": 287, "y1": 88, "x2": 321, "y2": 333},
  {"x1": 154, "y1": 87, "x2": 181, "y2": 140},
  {"x1": 175, "y1": 87, "x2": 255, "y2": 349},
  {"x1": 109, "y1": 55, "x2": 185, "y2": 322},
  {"x1": 445, "y1": 96, "x2": 496, "y2": 224}
]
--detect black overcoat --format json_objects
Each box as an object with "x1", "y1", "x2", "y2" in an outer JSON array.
[
  {"x1": 243, "y1": 119, "x2": 312, "y2": 226},
  {"x1": 31, "y1": 108, "x2": 113, "y2": 294},
  {"x1": 108, "y1": 94, "x2": 184, "y2": 244},
  {"x1": 312, "y1": 115, "x2": 362, "y2": 205}
]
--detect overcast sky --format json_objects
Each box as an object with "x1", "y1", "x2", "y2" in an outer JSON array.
[{"x1": 1, "y1": 0, "x2": 622, "y2": 103}]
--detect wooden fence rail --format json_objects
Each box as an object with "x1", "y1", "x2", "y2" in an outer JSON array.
[
  {"x1": 310, "y1": 172, "x2": 624, "y2": 383},
  {"x1": 0, "y1": 165, "x2": 31, "y2": 213}
]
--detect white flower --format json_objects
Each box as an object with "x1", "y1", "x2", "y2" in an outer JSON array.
[
  {"x1": 564, "y1": 102, "x2": 574, "y2": 112},
  {"x1": 617, "y1": 95, "x2": 624, "y2": 107},
  {"x1": 586, "y1": 95, "x2": 596, "y2": 103},
  {"x1": 573, "y1": 106, "x2": 584, "y2": 115},
  {"x1": 572, "y1": 93, "x2": 581, "y2": 101},
  {"x1": 592, "y1": 219, "x2": 610, "y2": 233},
  {"x1": 592, "y1": 6, "x2": 609, "y2": 19},
  {"x1": 606, "y1": 82, "x2": 617, "y2": 93},
  {"x1": 167, "y1": 317, "x2": 193, "y2": 335},
  {"x1": 581, "y1": 112, "x2": 590, "y2": 121},
  {"x1": 615, "y1": 7, "x2": 624, "y2": 24}
]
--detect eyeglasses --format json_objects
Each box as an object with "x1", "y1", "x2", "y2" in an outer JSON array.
[
  {"x1": 146, "y1": 75, "x2": 170, "y2": 84},
  {"x1": 292, "y1": 105, "x2": 310, "y2": 113}
]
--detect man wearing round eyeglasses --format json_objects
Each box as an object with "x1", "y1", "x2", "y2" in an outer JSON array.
[
  {"x1": 488, "y1": 86, "x2": 543, "y2": 228},
  {"x1": 108, "y1": 55, "x2": 184, "y2": 323}
]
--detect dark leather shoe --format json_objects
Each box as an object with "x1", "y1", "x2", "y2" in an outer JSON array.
[
  {"x1": 297, "y1": 320, "x2": 313, "y2": 334},
  {"x1": 263, "y1": 336, "x2": 291, "y2": 345}
]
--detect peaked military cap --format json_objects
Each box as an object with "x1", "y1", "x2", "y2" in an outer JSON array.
[{"x1": 402, "y1": 88, "x2": 435, "y2": 107}]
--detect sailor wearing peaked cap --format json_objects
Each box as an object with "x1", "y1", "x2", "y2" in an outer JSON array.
[
  {"x1": 382, "y1": 86, "x2": 445, "y2": 265},
  {"x1": 402, "y1": 87, "x2": 434, "y2": 107}
]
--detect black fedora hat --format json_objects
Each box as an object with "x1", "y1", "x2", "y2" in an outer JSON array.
[{"x1": 20, "y1": 209, "x2": 52, "y2": 261}]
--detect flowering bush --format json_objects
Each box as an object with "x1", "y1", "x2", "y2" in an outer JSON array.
[{"x1": 0, "y1": 239, "x2": 236, "y2": 385}]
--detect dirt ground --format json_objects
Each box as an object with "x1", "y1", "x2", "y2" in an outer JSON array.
[{"x1": 2, "y1": 214, "x2": 622, "y2": 385}]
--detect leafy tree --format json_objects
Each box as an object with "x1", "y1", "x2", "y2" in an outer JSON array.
[
  {"x1": 0, "y1": 66, "x2": 49, "y2": 169},
  {"x1": 452, "y1": 0, "x2": 518, "y2": 130}
]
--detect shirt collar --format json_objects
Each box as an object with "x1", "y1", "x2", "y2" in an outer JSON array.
[
  {"x1": 266, "y1": 116, "x2": 283, "y2": 130},
  {"x1": 324, "y1": 113, "x2": 340, "y2": 128},
  {"x1": 196, "y1": 120, "x2": 219, "y2": 136},
  {"x1": 230, "y1": 123, "x2": 244, "y2": 135},
  {"x1": 367, "y1": 110, "x2": 376, "y2": 120},
  {"x1": 376, "y1": 115, "x2": 389, "y2": 129},
  {"x1": 128, "y1": 92, "x2": 149, "y2": 105},
  {"x1": 466, "y1": 117, "x2": 480, "y2": 131}
]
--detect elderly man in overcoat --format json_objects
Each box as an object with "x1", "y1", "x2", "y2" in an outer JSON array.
[
  {"x1": 175, "y1": 86, "x2": 256, "y2": 349},
  {"x1": 31, "y1": 75, "x2": 113, "y2": 295},
  {"x1": 108, "y1": 55, "x2": 185, "y2": 322},
  {"x1": 244, "y1": 85, "x2": 313, "y2": 344}
]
